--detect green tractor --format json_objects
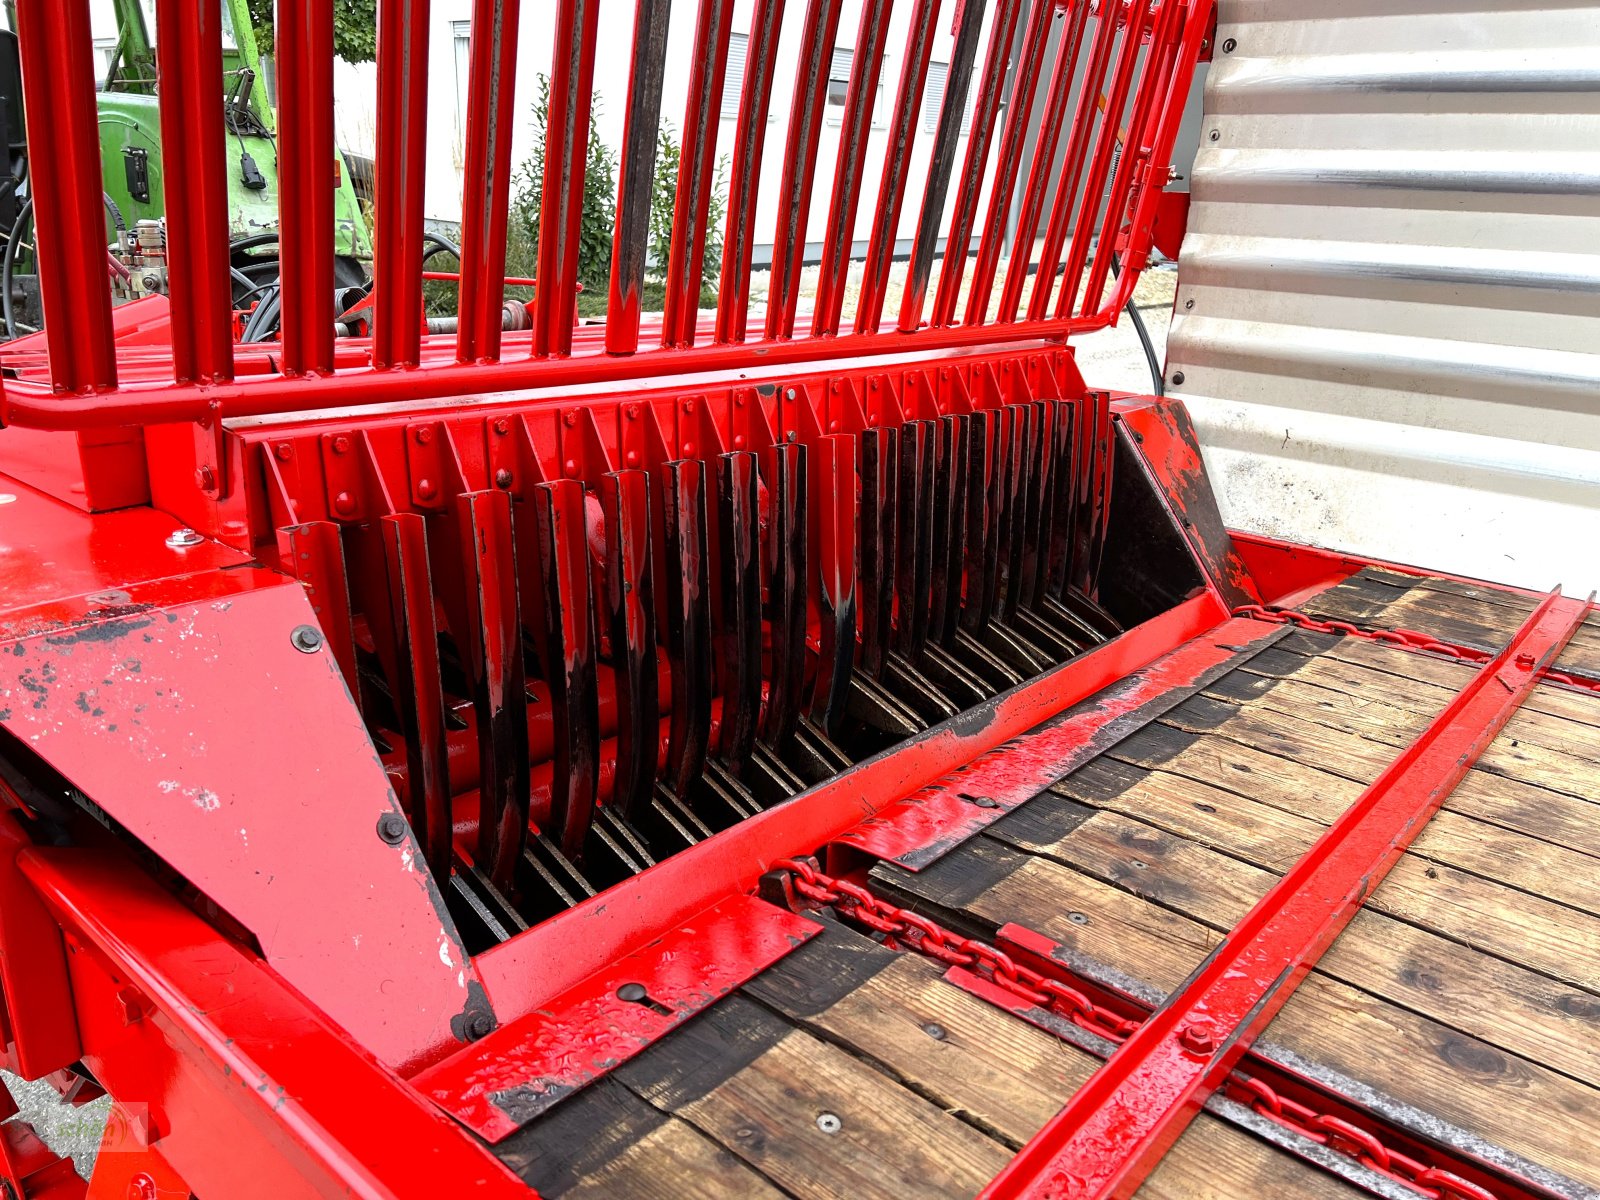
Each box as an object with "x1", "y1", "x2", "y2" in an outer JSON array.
[{"x1": 0, "y1": 0, "x2": 373, "y2": 340}]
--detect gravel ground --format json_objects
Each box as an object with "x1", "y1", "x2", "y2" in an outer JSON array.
[{"x1": 4, "y1": 259, "x2": 1177, "y2": 1186}]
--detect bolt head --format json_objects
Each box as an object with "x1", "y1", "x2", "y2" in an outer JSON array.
[
  {"x1": 127, "y1": 1173, "x2": 158, "y2": 1200},
  {"x1": 416, "y1": 478, "x2": 437, "y2": 501},
  {"x1": 274, "y1": 442, "x2": 294, "y2": 462},
  {"x1": 413, "y1": 425, "x2": 434, "y2": 445},
  {"x1": 333, "y1": 491, "x2": 357, "y2": 517},
  {"x1": 331, "y1": 435, "x2": 351, "y2": 455},
  {"x1": 377, "y1": 813, "x2": 408, "y2": 845},
  {"x1": 1171, "y1": 372, "x2": 1186, "y2": 386},
  {"x1": 467, "y1": 1011, "x2": 494, "y2": 1040},
  {"x1": 194, "y1": 465, "x2": 216, "y2": 491},
  {"x1": 815, "y1": 1112, "x2": 842, "y2": 1135},
  {"x1": 1180, "y1": 1021, "x2": 1218, "y2": 1054},
  {"x1": 291, "y1": 624, "x2": 323, "y2": 653},
  {"x1": 165, "y1": 527, "x2": 204, "y2": 550},
  {"x1": 494, "y1": 468, "x2": 514, "y2": 489},
  {"x1": 563, "y1": 410, "x2": 579, "y2": 427},
  {"x1": 494, "y1": 418, "x2": 510, "y2": 435},
  {"x1": 1515, "y1": 651, "x2": 1536, "y2": 668},
  {"x1": 616, "y1": 983, "x2": 648, "y2": 1003}
]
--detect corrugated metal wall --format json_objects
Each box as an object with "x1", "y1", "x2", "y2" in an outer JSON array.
[{"x1": 1165, "y1": 0, "x2": 1600, "y2": 593}]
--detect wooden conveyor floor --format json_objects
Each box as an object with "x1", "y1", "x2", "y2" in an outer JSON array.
[{"x1": 496, "y1": 570, "x2": 1600, "y2": 1199}]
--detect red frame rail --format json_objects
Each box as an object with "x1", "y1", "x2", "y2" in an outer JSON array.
[
  {"x1": 0, "y1": 0, "x2": 1213, "y2": 429},
  {"x1": 982, "y1": 587, "x2": 1593, "y2": 1200}
]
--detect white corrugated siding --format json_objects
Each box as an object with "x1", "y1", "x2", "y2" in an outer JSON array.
[{"x1": 1165, "y1": 0, "x2": 1600, "y2": 593}]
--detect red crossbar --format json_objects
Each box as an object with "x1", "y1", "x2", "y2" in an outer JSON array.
[{"x1": 982, "y1": 586, "x2": 1591, "y2": 1200}]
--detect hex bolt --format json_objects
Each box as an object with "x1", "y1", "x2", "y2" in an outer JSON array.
[
  {"x1": 290, "y1": 624, "x2": 324, "y2": 653},
  {"x1": 1171, "y1": 371, "x2": 1186, "y2": 386},
  {"x1": 274, "y1": 442, "x2": 294, "y2": 462},
  {"x1": 1179, "y1": 1020, "x2": 1218, "y2": 1055},
  {"x1": 376, "y1": 813, "x2": 408, "y2": 845},
  {"x1": 413, "y1": 425, "x2": 434, "y2": 445},
  {"x1": 494, "y1": 418, "x2": 510, "y2": 435},
  {"x1": 466, "y1": 1011, "x2": 495, "y2": 1040},
  {"x1": 165, "y1": 527, "x2": 204, "y2": 549},
  {"x1": 815, "y1": 1112, "x2": 843, "y2": 1135},
  {"x1": 1515, "y1": 652, "x2": 1536, "y2": 668}
]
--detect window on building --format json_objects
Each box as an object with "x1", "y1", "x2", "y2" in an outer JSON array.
[
  {"x1": 826, "y1": 47, "x2": 885, "y2": 125},
  {"x1": 452, "y1": 21, "x2": 472, "y2": 139},
  {"x1": 722, "y1": 32, "x2": 748, "y2": 118},
  {"x1": 923, "y1": 61, "x2": 946, "y2": 134}
]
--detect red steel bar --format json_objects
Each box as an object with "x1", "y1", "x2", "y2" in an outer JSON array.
[
  {"x1": 456, "y1": 0, "x2": 521, "y2": 363},
  {"x1": 764, "y1": 0, "x2": 847, "y2": 339},
  {"x1": 982, "y1": 587, "x2": 1592, "y2": 1200},
  {"x1": 275, "y1": 0, "x2": 336, "y2": 376},
  {"x1": 0, "y1": 315, "x2": 1107, "y2": 431},
  {"x1": 714, "y1": 0, "x2": 788, "y2": 343},
  {"x1": 13, "y1": 0, "x2": 117, "y2": 392},
  {"x1": 1054, "y1": 0, "x2": 1153, "y2": 321},
  {"x1": 962, "y1": 0, "x2": 1055, "y2": 327},
  {"x1": 1027, "y1": 0, "x2": 1118, "y2": 320},
  {"x1": 373, "y1": 0, "x2": 433, "y2": 369},
  {"x1": 154, "y1": 0, "x2": 233, "y2": 384},
  {"x1": 1077, "y1": 0, "x2": 1184, "y2": 316},
  {"x1": 928, "y1": 0, "x2": 1025, "y2": 328},
  {"x1": 605, "y1": 0, "x2": 673, "y2": 355},
  {"x1": 811, "y1": 0, "x2": 896, "y2": 336},
  {"x1": 661, "y1": 0, "x2": 737, "y2": 348},
  {"x1": 855, "y1": 0, "x2": 942, "y2": 334},
  {"x1": 896, "y1": 0, "x2": 988, "y2": 333},
  {"x1": 1093, "y1": 0, "x2": 1215, "y2": 319},
  {"x1": 995, "y1": 0, "x2": 1091, "y2": 324},
  {"x1": 534, "y1": 0, "x2": 601, "y2": 357}
]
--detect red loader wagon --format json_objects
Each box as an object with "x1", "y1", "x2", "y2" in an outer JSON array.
[{"x1": 0, "y1": 0, "x2": 1598, "y2": 1197}]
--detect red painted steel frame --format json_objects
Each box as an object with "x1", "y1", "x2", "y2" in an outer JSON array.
[
  {"x1": 20, "y1": 848, "x2": 528, "y2": 1200},
  {"x1": 982, "y1": 588, "x2": 1591, "y2": 1200},
  {"x1": 275, "y1": 0, "x2": 336, "y2": 376},
  {"x1": 373, "y1": 0, "x2": 433, "y2": 369}
]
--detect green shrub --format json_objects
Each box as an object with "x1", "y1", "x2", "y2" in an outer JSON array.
[{"x1": 647, "y1": 124, "x2": 728, "y2": 307}]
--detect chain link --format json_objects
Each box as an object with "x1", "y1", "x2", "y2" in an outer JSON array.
[
  {"x1": 1220, "y1": 1075, "x2": 1498, "y2": 1200},
  {"x1": 773, "y1": 858, "x2": 1507, "y2": 1200},
  {"x1": 1233, "y1": 604, "x2": 1600, "y2": 695},
  {"x1": 774, "y1": 858, "x2": 1139, "y2": 1043}
]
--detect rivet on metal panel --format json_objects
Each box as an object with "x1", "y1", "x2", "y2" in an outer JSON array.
[
  {"x1": 1221, "y1": 36, "x2": 1236, "y2": 52},
  {"x1": 1171, "y1": 372, "x2": 1185, "y2": 386},
  {"x1": 495, "y1": 469, "x2": 514, "y2": 489},
  {"x1": 1208, "y1": 129, "x2": 1219, "y2": 141},
  {"x1": 290, "y1": 625, "x2": 324, "y2": 653}
]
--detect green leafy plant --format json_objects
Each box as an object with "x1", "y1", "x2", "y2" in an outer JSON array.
[
  {"x1": 248, "y1": 0, "x2": 379, "y2": 63},
  {"x1": 647, "y1": 124, "x2": 728, "y2": 307}
]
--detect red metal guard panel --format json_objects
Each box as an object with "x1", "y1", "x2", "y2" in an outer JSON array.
[{"x1": 419, "y1": 893, "x2": 823, "y2": 1141}]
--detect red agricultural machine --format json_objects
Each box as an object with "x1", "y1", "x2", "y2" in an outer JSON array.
[{"x1": 2, "y1": 0, "x2": 1598, "y2": 1198}]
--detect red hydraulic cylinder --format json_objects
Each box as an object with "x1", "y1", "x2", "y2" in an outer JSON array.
[
  {"x1": 275, "y1": 0, "x2": 336, "y2": 375},
  {"x1": 155, "y1": 0, "x2": 234, "y2": 384},
  {"x1": 14, "y1": 0, "x2": 117, "y2": 392}
]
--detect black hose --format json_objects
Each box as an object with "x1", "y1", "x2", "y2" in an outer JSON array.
[
  {"x1": 422, "y1": 231, "x2": 462, "y2": 261},
  {"x1": 2, "y1": 198, "x2": 33, "y2": 339},
  {"x1": 103, "y1": 192, "x2": 126, "y2": 233},
  {"x1": 1109, "y1": 252, "x2": 1165, "y2": 398}
]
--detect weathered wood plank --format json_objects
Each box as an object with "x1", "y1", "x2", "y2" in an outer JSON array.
[
  {"x1": 876, "y1": 846, "x2": 1600, "y2": 1189},
  {"x1": 997, "y1": 804, "x2": 1600, "y2": 1090}
]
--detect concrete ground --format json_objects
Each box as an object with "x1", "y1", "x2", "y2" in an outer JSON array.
[{"x1": 2, "y1": 263, "x2": 1177, "y2": 1185}]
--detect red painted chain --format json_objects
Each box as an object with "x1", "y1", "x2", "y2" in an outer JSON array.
[
  {"x1": 774, "y1": 858, "x2": 1506, "y2": 1200},
  {"x1": 1223, "y1": 1075, "x2": 1498, "y2": 1200},
  {"x1": 774, "y1": 858, "x2": 1140, "y2": 1044},
  {"x1": 1233, "y1": 604, "x2": 1600, "y2": 694}
]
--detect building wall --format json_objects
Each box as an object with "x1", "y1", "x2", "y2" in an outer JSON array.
[{"x1": 1164, "y1": 0, "x2": 1600, "y2": 593}]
